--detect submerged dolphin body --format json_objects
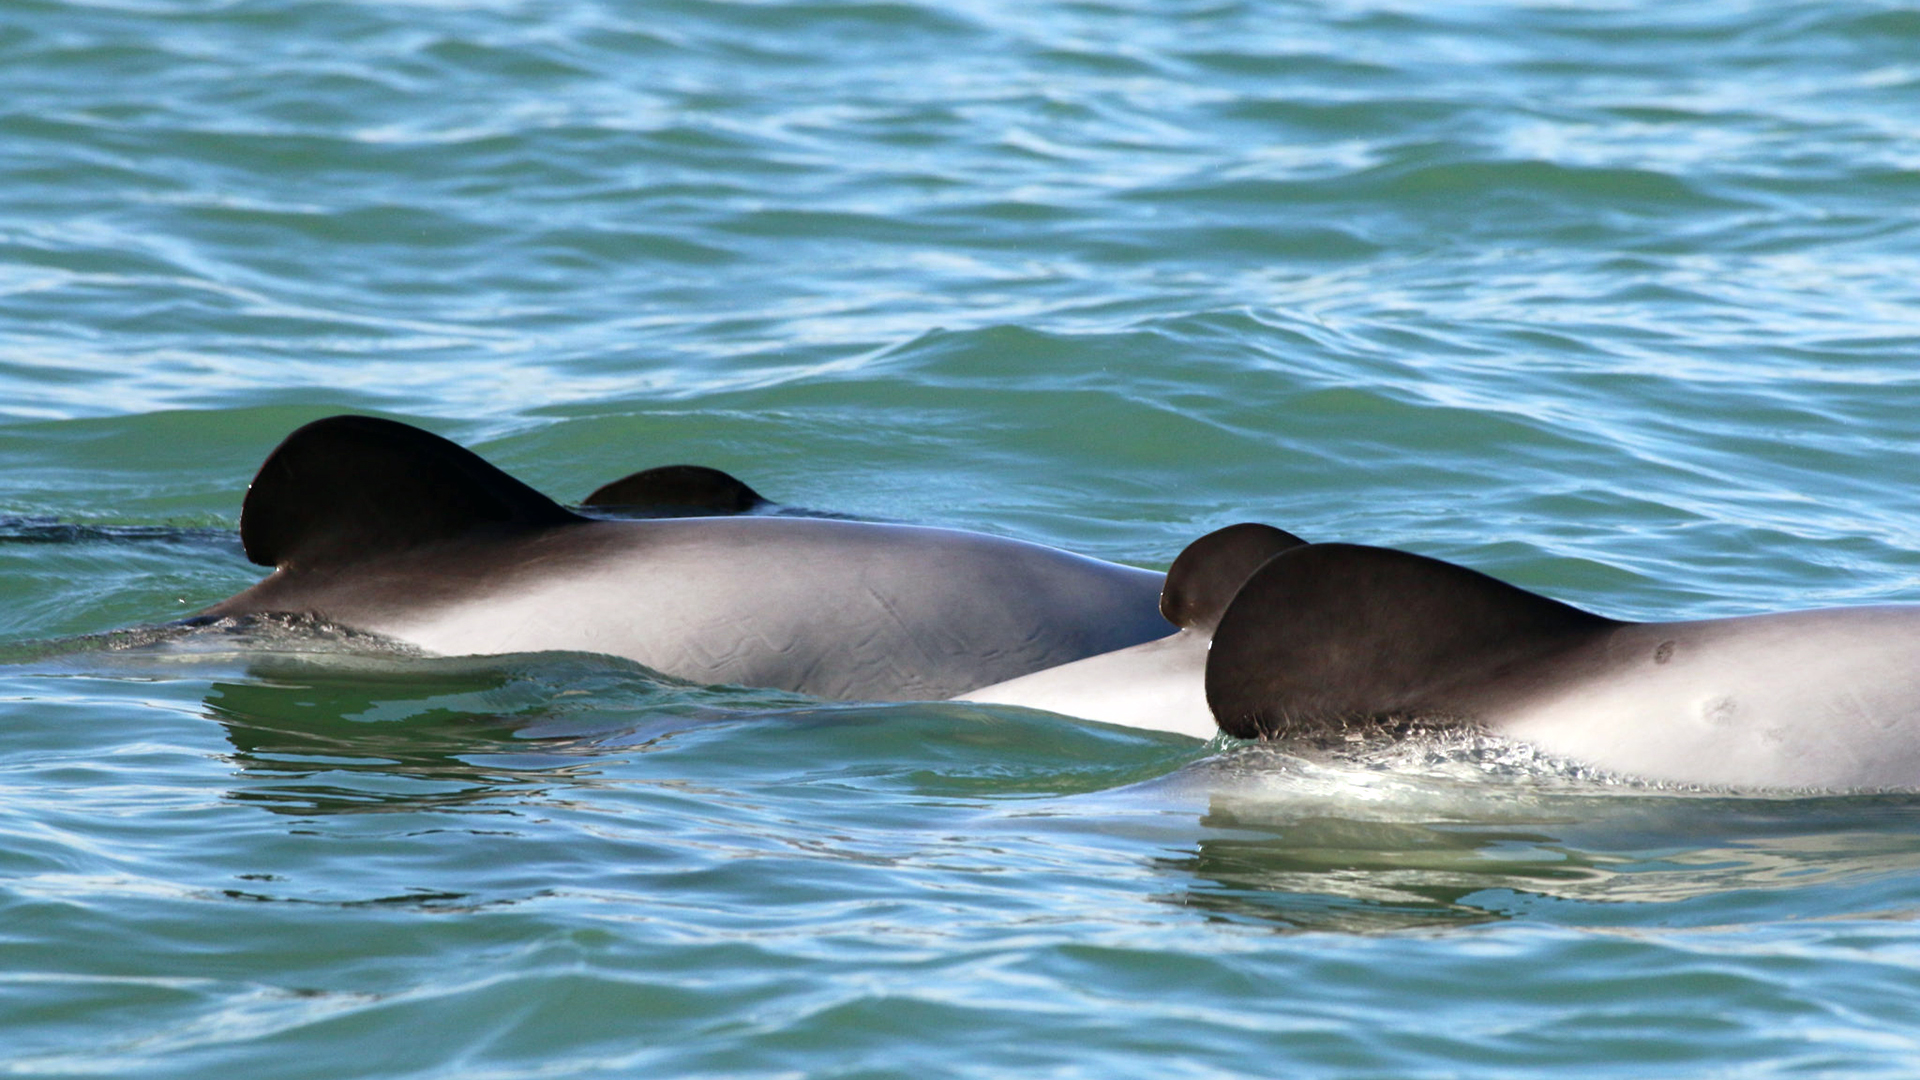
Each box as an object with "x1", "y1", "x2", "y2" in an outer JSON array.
[{"x1": 198, "y1": 416, "x2": 1171, "y2": 701}]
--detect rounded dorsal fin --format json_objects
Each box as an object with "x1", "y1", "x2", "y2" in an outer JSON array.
[
  {"x1": 581, "y1": 465, "x2": 768, "y2": 516},
  {"x1": 240, "y1": 415, "x2": 582, "y2": 570},
  {"x1": 1204, "y1": 543, "x2": 1622, "y2": 739},
  {"x1": 1159, "y1": 522, "x2": 1308, "y2": 631}
]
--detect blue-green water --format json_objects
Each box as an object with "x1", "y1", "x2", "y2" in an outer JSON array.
[{"x1": 7, "y1": 0, "x2": 1920, "y2": 1075}]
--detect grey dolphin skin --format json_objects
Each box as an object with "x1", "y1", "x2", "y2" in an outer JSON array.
[{"x1": 198, "y1": 415, "x2": 1171, "y2": 701}]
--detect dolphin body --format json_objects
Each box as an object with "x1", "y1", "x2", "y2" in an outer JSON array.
[
  {"x1": 1200, "y1": 542, "x2": 1920, "y2": 789},
  {"x1": 197, "y1": 416, "x2": 1172, "y2": 701}
]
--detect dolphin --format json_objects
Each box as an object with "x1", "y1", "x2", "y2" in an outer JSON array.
[
  {"x1": 970, "y1": 529, "x2": 1920, "y2": 788},
  {"x1": 1201, "y1": 542, "x2": 1920, "y2": 789},
  {"x1": 195, "y1": 415, "x2": 1172, "y2": 701}
]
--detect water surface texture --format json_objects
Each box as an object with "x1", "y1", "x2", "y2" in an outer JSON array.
[{"x1": 6, "y1": 0, "x2": 1920, "y2": 1075}]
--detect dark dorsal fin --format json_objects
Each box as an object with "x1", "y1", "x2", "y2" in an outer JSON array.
[
  {"x1": 1205, "y1": 543, "x2": 1623, "y2": 739},
  {"x1": 1160, "y1": 522, "x2": 1308, "y2": 631},
  {"x1": 581, "y1": 465, "x2": 768, "y2": 516},
  {"x1": 240, "y1": 415, "x2": 583, "y2": 570}
]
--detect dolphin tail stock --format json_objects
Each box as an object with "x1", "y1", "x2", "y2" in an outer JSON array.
[
  {"x1": 1203, "y1": 543, "x2": 1625, "y2": 740},
  {"x1": 237, "y1": 415, "x2": 586, "y2": 573}
]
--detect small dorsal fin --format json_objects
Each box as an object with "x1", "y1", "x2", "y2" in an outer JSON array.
[
  {"x1": 240, "y1": 415, "x2": 582, "y2": 570},
  {"x1": 1159, "y1": 522, "x2": 1308, "y2": 631},
  {"x1": 1205, "y1": 543, "x2": 1622, "y2": 739},
  {"x1": 581, "y1": 465, "x2": 768, "y2": 516}
]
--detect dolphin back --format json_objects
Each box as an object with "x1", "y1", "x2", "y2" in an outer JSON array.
[
  {"x1": 240, "y1": 415, "x2": 583, "y2": 571},
  {"x1": 1204, "y1": 543, "x2": 1623, "y2": 739}
]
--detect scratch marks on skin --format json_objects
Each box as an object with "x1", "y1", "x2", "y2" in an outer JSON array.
[
  {"x1": 1828, "y1": 686, "x2": 1899, "y2": 733},
  {"x1": 837, "y1": 586, "x2": 926, "y2": 699},
  {"x1": 676, "y1": 608, "x2": 801, "y2": 679},
  {"x1": 1701, "y1": 695, "x2": 1738, "y2": 727},
  {"x1": 851, "y1": 583, "x2": 975, "y2": 700}
]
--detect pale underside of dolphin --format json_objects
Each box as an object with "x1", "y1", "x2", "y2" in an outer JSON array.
[{"x1": 199, "y1": 415, "x2": 1172, "y2": 702}]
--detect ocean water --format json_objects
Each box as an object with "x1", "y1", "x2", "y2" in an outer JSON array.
[{"x1": 6, "y1": 0, "x2": 1920, "y2": 1074}]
